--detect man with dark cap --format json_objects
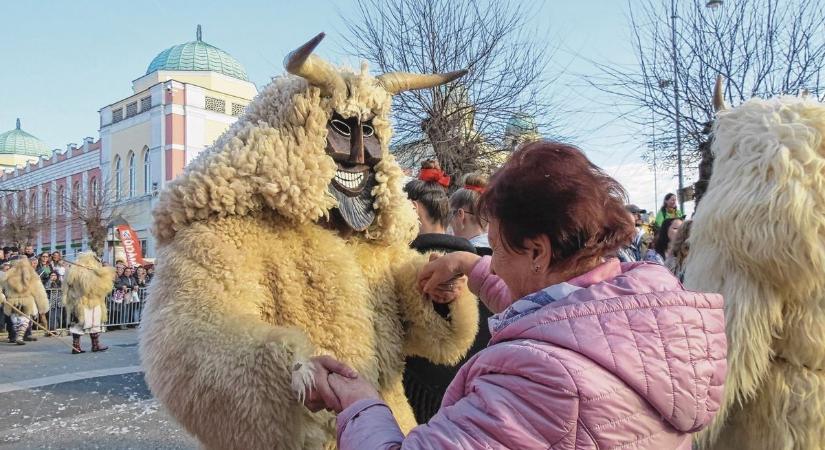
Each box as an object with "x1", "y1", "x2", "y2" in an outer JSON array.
[{"x1": 617, "y1": 204, "x2": 647, "y2": 262}]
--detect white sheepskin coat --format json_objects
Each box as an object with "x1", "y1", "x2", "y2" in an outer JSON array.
[{"x1": 686, "y1": 95, "x2": 825, "y2": 450}]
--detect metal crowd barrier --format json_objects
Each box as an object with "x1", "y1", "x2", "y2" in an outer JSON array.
[{"x1": 2, "y1": 287, "x2": 148, "y2": 338}]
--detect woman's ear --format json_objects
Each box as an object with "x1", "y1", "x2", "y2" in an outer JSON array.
[{"x1": 525, "y1": 234, "x2": 552, "y2": 271}]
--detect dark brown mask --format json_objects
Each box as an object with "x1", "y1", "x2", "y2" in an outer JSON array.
[{"x1": 325, "y1": 112, "x2": 383, "y2": 231}]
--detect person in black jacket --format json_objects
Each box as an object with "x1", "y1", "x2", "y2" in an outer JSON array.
[{"x1": 402, "y1": 161, "x2": 491, "y2": 423}]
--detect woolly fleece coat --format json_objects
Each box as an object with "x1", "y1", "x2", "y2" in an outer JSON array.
[
  {"x1": 62, "y1": 252, "x2": 116, "y2": 323},
  {"x1": 139, "y1": 68, "x2": 479, "y2": 450},
  {"x1": 0, "y1": 259, "x2": 48, "y2": 316},
  {"x1": 686, "y1": 95, "x2": 825, "y2": 450},
  {"x1": 337, "y1": 258, "x2": 727, "y2": 449}
]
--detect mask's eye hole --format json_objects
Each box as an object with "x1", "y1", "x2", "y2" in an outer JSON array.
[
  {"x1": 362, "y1": 123, "x2": 375, "y2": 137},
  {"x1": 331, "y1": 119, "x2": 351, "y2": 136}
]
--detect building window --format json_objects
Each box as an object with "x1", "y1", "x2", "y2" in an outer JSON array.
[
  {"x1": 115, "y1": 156, "x2": 122, "y2": 200},
  {"x1": 205, "y1": 96, "x2": 226, "y2": 114},
  {"x1": 73, "y1": 181, "x2": 82, "y2": 210},
  {"x1": 30, "y1": 193, "x2": 37, "y2": 219},
  {"x1": 43, "y1": 190, "x2": 50, "y2": 219},
  {"x1": 112, "y1": 108, "x2": 123, "y2": 123},
  {"x1": 231, "y1": 103, "x2": 245, "y2": 117},
  {"x1": 90, "y1": 177, "x2": 99, "y2": 206},
  {"x1": 140, "y1": 239, "x2": 148, "y2": 258},
  {"x1": 140, "y1": 96, "x2": 152, "y2": 112},
  {"x1": 128, "y1": 152, "x2": 136, "y2": 197},
  {"x1": 143, "y1": 148, "x2": 151, "y2": 194},
  {"x1": 126, "y1": 102, "x2": 138, "y2": 118},
  {"x1": 57, "y1": 186, "x2": 65, "y2": 215}
]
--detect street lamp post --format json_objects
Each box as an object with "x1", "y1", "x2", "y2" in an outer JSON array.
[{"x1": 670, "y1": 0, "x2": 684, "y2": 211}]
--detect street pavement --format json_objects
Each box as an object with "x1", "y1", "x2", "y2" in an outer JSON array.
[{"x1": 0, "y1": 329, "x2": 198, "y2": 449}]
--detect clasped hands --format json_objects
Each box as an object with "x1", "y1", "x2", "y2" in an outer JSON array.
[{"x1": 300, "y1": 253, "x2": 469, "y2": 413}]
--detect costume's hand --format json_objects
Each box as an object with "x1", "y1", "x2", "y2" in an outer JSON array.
[
  {"x1": 328, "y1": 373, "x2": 381, "y2": 413},
  {"x1": 301, "y1": 355, "x2": 358, "y2": 413}
]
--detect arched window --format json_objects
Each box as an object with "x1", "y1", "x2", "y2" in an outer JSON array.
[
  {"x1": 128, "y1": 151, "x2": 136, "y2": 197},
  {"x1": 57, "y1": 186, "x2": 65, "y2": 215},
  {"x1": 90, "y1": 177, "x2": 99, "y2": 206},
  {"x1": 43, "y1": 190, "x2": 50, "y2": 219},
  {"x1": 18, "y1": 193, "x2": 27, "y2": 215},
  {"x1": 73, "y1": 181, "x2": 81, "y2": 210},
  {"x1": 114, "y1": 156, "x2": 122, "y2": 200},
  {"x1": 30, "y1": 193, "x2": 37, "y2": 219},
  {"x1": 143, "y1": 147, "x2": 151, "y2": 194}
]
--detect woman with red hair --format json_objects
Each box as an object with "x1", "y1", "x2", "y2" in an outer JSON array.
[{"x1": 308, "y1": 141, "x2": 727, "y2": 449}]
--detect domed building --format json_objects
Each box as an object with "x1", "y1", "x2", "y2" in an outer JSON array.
[
  {"x1": 0, "y1": 119, "x2": 51, "y2": 170},
  {"x1": 504, "y1": 113, "x2": 540, "y2": 149},
  {"x1": 98, "y1": 25, "x2": 258, "y2": 261}
]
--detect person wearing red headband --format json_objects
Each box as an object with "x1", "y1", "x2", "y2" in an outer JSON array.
[{"x1": 450, "y1": 173, "x2": 490, "y2": 255}]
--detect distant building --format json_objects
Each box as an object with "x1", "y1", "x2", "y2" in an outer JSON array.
[
  {"x1": 98, "y1": 25, "x2": 257, "y2": 260},
  {"x1": 0, "y1": 137, "x2": 101, "y2": 257},
  {"x1": 0, "y1": 26, "x2": 257, "y2": 261},
  {"x1": 0, "y1": 119, "x2": 51, "y2": 171}
]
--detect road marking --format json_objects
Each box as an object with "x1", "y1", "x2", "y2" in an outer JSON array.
[{"x1": 0, "y1": 365, "x2": 143, "y2": 394}]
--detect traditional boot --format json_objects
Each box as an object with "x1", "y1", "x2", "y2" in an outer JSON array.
[
  {"x1": 71, "y1": 333, "x2": 86, "y2": 354},
  {"x1": 90, "y1": 333, "x2": 108, "y2": 352}
]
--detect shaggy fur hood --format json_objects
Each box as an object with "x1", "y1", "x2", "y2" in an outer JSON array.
[{"x1": 153, "y1": 65, "x2": 417, "y2": 247}]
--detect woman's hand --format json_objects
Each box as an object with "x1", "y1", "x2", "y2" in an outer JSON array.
[
  {"x1": 327, "y1": 373, "x2": 382, "y2": 413},
  {"x1": 301, "y1": 356, "x2": 358, "y2": 413},
  {"x1": 418, "y1": 251, "x2": 480, "y2": 298}
]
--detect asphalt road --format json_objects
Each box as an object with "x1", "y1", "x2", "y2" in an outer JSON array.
[{"x1": 0, "y1": 329, "x2": 198, "y2": 449}]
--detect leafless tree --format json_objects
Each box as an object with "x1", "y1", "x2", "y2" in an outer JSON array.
[
  {"x1": 588, "y1": 0, "x2": 825, "y2": 170},
  {"x1": 64, "y1": 178, "x2": 126, "y2": 256},
  {"x1": 342, "y1": 0, "x2": 557, "y2": 179},
  {"x1": 0, "y1": 195, "x2": 44, "y2": 248}
]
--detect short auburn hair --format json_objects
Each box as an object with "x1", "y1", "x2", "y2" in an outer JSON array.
[{"x1": 480, "y1": 141, "x2": 634, "y2": 272}]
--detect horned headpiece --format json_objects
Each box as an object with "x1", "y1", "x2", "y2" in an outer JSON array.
[{"x1": 284, "y1": 32, "x2": 466, "y2": 97}]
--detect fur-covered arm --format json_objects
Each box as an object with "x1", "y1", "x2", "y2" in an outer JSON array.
[
  {"x1": 139, "y1": 228, "x2": 317, "y2": 450},
  {"x1": 32, "y1": 280, "x2": 48, "y2": 314},
  {"x1": 393, "y1": 252, "x2": 478, "y2": 365}
]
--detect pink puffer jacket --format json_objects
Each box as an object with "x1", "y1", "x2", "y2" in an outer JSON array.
[{"x1": 337, "y1": 258, "x2": 727, "y2": 449}]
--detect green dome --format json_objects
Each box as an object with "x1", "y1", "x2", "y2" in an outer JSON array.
[
  {"x1": 0, "y1": 119, "x2": 50, "y2": 157},
  {"x1": 505, "y1": 113, "x2": 538, "y2": 137},
  {"x1": 145, "y1": 25, "x2": 249, "y2": 81}
]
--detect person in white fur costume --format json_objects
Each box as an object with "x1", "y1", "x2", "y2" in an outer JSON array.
[
  {"x1": 688, "y1": 77, "x2": 825, "y2": 450},
  {"x1": 139, "y1": 33, "x2": 478, "y2": 450},
  {"x1": 63, "y1": 252, "x2": 116, "y2": 354}
]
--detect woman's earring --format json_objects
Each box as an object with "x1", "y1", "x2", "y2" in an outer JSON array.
[{"x1": 534, "y1": 265, "x2": 540, "y2": 273}]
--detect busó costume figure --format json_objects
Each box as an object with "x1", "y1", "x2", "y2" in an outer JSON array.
[
  {"x1": 0, "y1": 259, "x2": 48, "y2": 345},
  {"x1": 63, "y1": 252, "x2": 116, "y2": 354},
  {"x1": 688, "y1": 77, "x2": 825, "y2": 450},
  {"x1": 139, "y1": 33, "x2": 478, "y2": 450}
]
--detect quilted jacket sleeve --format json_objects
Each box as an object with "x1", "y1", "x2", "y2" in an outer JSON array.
[
  {"x1": 337, "y1": 342, "x2": 580, "y2": 449},
  {"x1": 467, "y1": 256, "x2": 513, "y2": 313}
]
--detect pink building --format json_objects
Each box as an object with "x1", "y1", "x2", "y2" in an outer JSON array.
[{"x1": 0, "y1": 138, "x2": 102, "y2": 257}]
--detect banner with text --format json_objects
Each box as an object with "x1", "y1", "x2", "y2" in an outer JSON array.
[{"x1": 115, "y1": 225, "x2": 146, "y2": 267}]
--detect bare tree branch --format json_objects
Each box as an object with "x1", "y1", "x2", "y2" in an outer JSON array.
[
  {"x1": 586, "y1": 0, "x2": 825, "y2": 170},
  {"x1": 341, "y1": 0, "x2": 557, "y2": 178}
]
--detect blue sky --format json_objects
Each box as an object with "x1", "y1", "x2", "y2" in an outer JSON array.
[{"x1": 0, "y1": 0, "x2": 682, "y2": 212}]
